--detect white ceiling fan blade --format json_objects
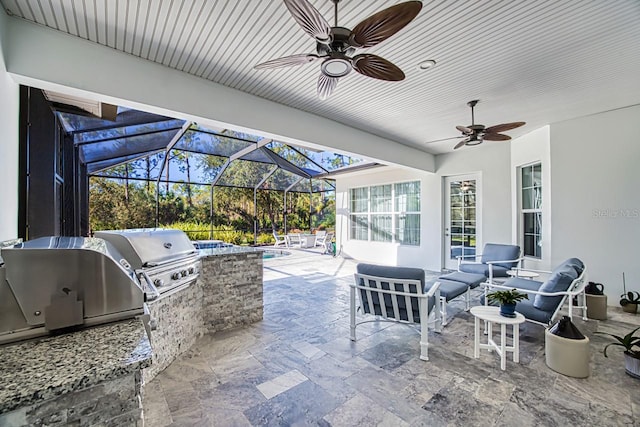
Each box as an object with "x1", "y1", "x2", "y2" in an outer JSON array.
[
  {"x1": 317, "y1": 73, "x2": 339, "y2": 100},
  {"x1": 283, "y1": 0, "x2": 332, "y2": 44}
]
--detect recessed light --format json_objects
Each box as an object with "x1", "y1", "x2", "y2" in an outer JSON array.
[{"x1": 417, "y1": 59, "x2": 436, "y2": 71}]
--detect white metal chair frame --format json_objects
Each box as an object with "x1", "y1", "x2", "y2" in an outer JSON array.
[
  {"x1": 314, "y1": 230, "x2": 328, "y2": 247},
  {"x1": 350, "y1": 273, "x2": 442, "y2": 361},
  {"x1": 438, "y1": 285, "x2": 472, "y2": 327},
  {"x1": 273, "y1": 232, "x2": 287, "y2": 248},
  {"x1": 286, "y1": 233, "x2": 302, "y2": 248},
  {"x1": 482, "y1": 267, "x2": 588, "y2": 326}
]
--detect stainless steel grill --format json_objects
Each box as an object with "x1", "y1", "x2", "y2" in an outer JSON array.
[
  {"x1": 94, "y1": 229, "x2": 200, "y2": 300},
  {"x1": 0, "y1": 236, "x2": 146, "y2": 344}
]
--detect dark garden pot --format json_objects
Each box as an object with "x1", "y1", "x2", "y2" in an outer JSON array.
[
  {"x1": 622, "y1": 303, "x2": 638, "y2": 314},
  {"x1": 500, "y1": 302, "x2": 517, "y2": 318}
]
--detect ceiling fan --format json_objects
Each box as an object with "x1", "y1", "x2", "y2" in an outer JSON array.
[
  {"x1": 254, "y1": 0, "x2": 423, "y2": 100},
  {"x1": 426, "y1": 100, "x2": 526, "y2": 149}
]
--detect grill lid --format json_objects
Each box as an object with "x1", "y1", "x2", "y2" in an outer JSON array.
[{"x1": 94, "y1": 229, "x2": 197, "y2": 268}]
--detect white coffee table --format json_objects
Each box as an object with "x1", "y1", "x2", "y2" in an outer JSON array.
[
  {"x1": 506, "y1": 269, "x2": 539, "y2": 279},
  {"x1": 470, "y1": 305, "x2": 525, "y2": 370}
]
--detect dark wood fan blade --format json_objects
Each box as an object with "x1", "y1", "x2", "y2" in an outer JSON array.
[
  {"x1": 283, "y1": 0, "x2": 332, "y2": 43},
  {"x1": 454, "y1": 138, "x2": 469, "y2": 150},
  {"x1": 456, "y1": 125, "x2": 473, "y2": 135},
  {"x1": 254, "y1": 53, "x2": 318, "y2": 69},
  {"x1": 484, "y1": 121, "x2": 526, "y2": 134},
  {"x1": 483, "y1": 133, "x2": 511, "y2": 141},
  {"x1": 351, "y1": 54, "x2": 405, "y2": 81},
  {"x1": 317, "y1": 73, "x2": 339, "y2": 100},
  {"x1": 424, "y1": 135, "x2": 465, "y2": 144},
  {"x1": 349, "y1": 1, "x2": 422, "y2": 48}
]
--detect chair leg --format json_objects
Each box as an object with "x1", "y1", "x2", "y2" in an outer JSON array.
[
  {"x1": 465, "y1": 287, "x2": 471, "y2": 311},
  {"x1": 440, "y1": 296, "x2": 448, "y2": 326},
  {"x1": 434, "y1": 289, "x2": 443, "y2": 333},
  {"x1": 419, "y1": 297, "x2": 429, "y2": 361},
  {"x1": 350, "y1": 286, "x2": 357, "y2": 341}
]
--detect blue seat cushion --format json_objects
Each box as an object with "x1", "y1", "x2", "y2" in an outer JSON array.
[
  {"x1": 459, "y1": 263, "x2": 510, "y2": 278},
  {"x1": 480, "y1": 244, "x2": 520, "y2": 270},
  {"x1": 356, "y1": 263, "x2": 433, "y2": 322},
  {"x1": 533, "y1": 261, "x2": 578, "y2": 311},
  {"x1": 439, "y1": 271, "x2": 485, "y2": 288},
  {"x1": 426, "y1": 279, "x2": 468, "y2": 301}
]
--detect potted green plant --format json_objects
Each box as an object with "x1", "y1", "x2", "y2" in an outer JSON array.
[
  {"x1": 595, "y1": 326, "x2": 640, "y2": 379},
  {"x1": 487, "y1": 288, "x2": 529, "y2": 318},
  {"x1": 619, "y1": 272, "x2": 639, "y2": 314}
]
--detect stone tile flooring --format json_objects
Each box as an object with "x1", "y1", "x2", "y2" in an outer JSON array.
[{"x1": 143, "y1": 249, "x2": 640, "y2": 426}]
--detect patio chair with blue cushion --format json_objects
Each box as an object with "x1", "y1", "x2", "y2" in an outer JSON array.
[
  {"x1": 351, "y1": 263, "x2": 442, "y2": 361},
  {"x1": 458, "y1": 243, "x2": 522, "y2": 282},
  {"x1": 480, "y1": 258, "x2": 588, "y2": 326}
]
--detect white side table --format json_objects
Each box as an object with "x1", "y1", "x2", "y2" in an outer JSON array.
[
  {"x1": 470, "y1": 306, "x2": 525, "y2": 370},
  {"x1": 506, "y1": 270, "x2": 539, "y2": 279}
]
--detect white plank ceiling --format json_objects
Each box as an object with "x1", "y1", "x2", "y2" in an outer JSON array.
[{"x1": 2, "y1": 0, "x2": 640, "y2": 154}]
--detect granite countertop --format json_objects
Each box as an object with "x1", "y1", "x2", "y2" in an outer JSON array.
[
  {"x1": 198, "y1": 246, "x2": 262, "y2": 257},
  {"x1": 0, "y1": 318, "x2": 152, "y2": 414}
]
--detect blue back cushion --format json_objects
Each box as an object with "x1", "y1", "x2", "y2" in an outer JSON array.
[
  {"x1": 356, "y1": 263, "x2": 425, "y2": 322},
  {"x1": 533, "y1": 261, "x2": 579, "y2": 311},
  {"x1": 564, "y1": 257, "x2": 585, "y2": 276},
  {"x1": 480, "y1": 244, "x2": 520, "y2": 269}
]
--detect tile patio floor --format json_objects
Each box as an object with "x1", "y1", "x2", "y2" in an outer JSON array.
[{"x1": 143, "y1": 249, "x2": 640, "y2": 426}]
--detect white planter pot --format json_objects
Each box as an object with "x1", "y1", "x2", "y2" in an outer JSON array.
[{"x1": 624, "y1": 352, "x2": 640, "y2": 379}]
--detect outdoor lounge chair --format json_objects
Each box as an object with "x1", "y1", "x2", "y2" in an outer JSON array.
[
  {"x1": 273, "y1": 232, "x2": 287, "y2": 248},
  {"x1": 351, "y1": 263, "x2": 442, "y2": 361},
  {"x1": 458, "y1": 243, "x2": 522, "y2": 282},
  {"x1": 286, "y1": 233, "x2": 302, "y2": 248},
  {"x1": 481, "y1": 258, "x2": 588, "y2": 326},
  {"x1": 314, "y1": 230, "x2": 328, "y2": 247}
]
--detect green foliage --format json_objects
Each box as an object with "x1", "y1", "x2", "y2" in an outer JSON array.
[
  {"x1": 211, "y1": 225, "x2": 245, "y2": 245},
  {"x1": 161, "y1": 221, "x2": 211, "y2": 240},
  {"x1": 256, "y1": 233, "x2": 274, "y2": 245},
  {"x1": 595, "y1": 326, "x2": 640, "y2": 358},
  {"x1": 487, "y1": 289, "x2": 529, "y2": 305}
]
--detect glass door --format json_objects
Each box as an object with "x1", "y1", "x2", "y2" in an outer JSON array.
[{"x1": 444, "y1": 175, "x2": 479, "y2": 270}]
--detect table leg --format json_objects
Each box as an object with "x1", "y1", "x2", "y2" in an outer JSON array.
[
  {"x1": 513, "y1": 323, "x2": 520, "y2": 363},
  {"x1": 487, "y1": 321, "x2": 493, "y2": 351},
  {"x1": 474, "y1": 316, "x2": 479, "y2": 359},
  {"x1": 500, "y1": 323, "x2": 506, "y2": 370}
]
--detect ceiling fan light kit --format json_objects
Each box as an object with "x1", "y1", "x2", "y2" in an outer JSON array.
[{"x1": 255, "y1": 0, "x2": 423, "y2": 99}]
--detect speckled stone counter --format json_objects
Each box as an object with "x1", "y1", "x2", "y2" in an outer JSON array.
[{"x1": 0, "y1": 318, "x2": 151, "y2": 426}]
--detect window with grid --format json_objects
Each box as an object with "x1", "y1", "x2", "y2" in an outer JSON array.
[
  {"x1": 521, "y1": 163, "x2": 542, "y2": 258},
  {"x1": 349, "y1": 181, "x2": 420, "y2": 245}
]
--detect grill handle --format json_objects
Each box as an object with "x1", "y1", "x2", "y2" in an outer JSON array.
[{"x1": 137, "y1": 270, "x2": 161, "y2": 301}]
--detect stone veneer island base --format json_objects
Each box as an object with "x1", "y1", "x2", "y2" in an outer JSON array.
[{"x1": 144, "y1": 246, "x2": 263, "y2": 380}]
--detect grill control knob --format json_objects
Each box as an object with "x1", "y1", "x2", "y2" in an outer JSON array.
[
  {"x1": 188, "y1": 267, "x2": 195, "y2": 275},
  {"x1": 181, "y1": 270, "x2": 188, "y2": 277},
  {"x1": 153, "y1": 279, "x2": 164, "y2": 287},
  {"x1": 171, "y1": 272, "x2": 181, "y2": 280}
]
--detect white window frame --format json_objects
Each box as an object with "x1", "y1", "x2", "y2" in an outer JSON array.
[
  {"x1": 520, "y1": 162, "x2": 542, "y2": 259},
  {"x1": 349, "y1": 180, "x2": 421, "y2": 246}
]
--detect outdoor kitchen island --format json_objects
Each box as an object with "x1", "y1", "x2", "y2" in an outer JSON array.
[
  {"x1": 0, "y1": 318, "x2": 152, "y2": 426},
  {"x1": 144, "y1": 245, "x2": 264, "y2": 380}
]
